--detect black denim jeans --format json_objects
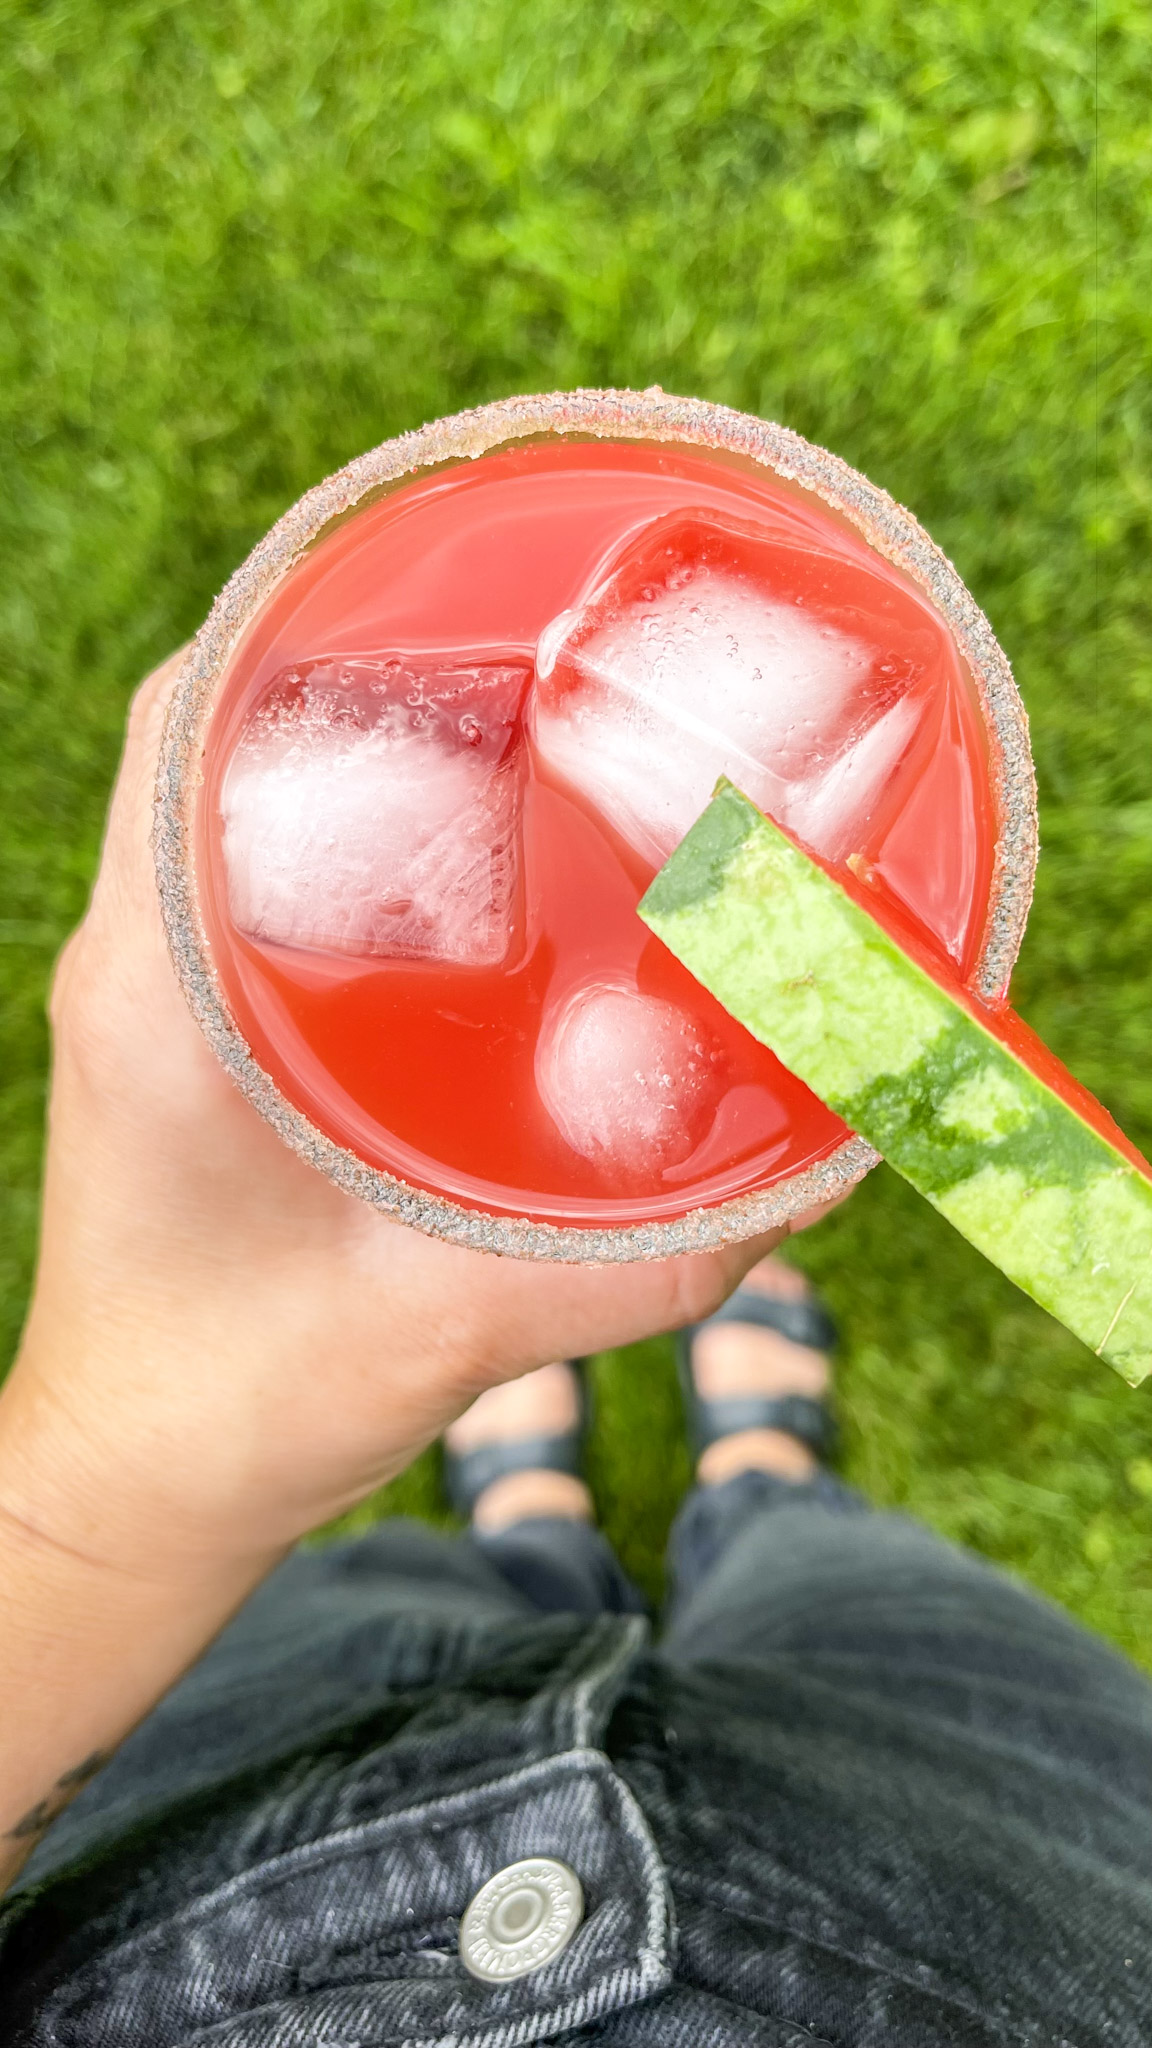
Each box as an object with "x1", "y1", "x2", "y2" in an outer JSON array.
[{"x1": 3, "y1": 1471, "x2": 1152, "y2": 2046}]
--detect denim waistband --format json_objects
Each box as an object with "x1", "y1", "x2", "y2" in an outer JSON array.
[{"x1": 4, "y1": 1617, "x2": 709, "y2": 2048}]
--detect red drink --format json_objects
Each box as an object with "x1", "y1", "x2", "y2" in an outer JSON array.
[{"x1": 159, "y1": 394, "x2": 1034, "y2": 1256}]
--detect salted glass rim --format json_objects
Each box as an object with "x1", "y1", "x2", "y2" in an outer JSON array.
[{"x1": 153, "y1": 386, "x2": 1037, "y2": 1263}]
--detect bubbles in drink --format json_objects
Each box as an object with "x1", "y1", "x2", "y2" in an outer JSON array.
[
  {"x1": 221, "y1": 659, "x2": 529, "y2": 966},
  {"x1": 532, "y1": 510, "x2": 937, "y2": 863},
  {"x1": 535, "y1": 979, "x2": 721, "y2": 1176}
]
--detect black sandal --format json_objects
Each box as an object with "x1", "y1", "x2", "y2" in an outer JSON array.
[
  {"x1": 675, "y1": 1286, "x2": 838, "y2": 1465},
  {"x1": 443, "y1": 1360, "x2": 590, "y2": 1519}
]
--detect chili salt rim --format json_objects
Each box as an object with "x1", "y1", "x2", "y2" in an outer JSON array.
[{"x1": 154, "y1": 387, "x2": 1037, "y2": 1263}]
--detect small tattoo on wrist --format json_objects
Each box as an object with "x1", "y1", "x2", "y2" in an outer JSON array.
[{"x1": 5, "y1": 1751, "x2": 110, "y2": 1842}]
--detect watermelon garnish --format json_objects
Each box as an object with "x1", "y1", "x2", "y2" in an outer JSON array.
[{"x1": 639, "y1": 781, "x2": 1152, "y2": 1386}]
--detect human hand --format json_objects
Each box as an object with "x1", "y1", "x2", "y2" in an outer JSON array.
[
  {"x1": 0, "y1": 653, "x2": 853, "y2": 1883},
  {"x1": 0, "y1": 654, "x2": 831, "y2": 1584}
]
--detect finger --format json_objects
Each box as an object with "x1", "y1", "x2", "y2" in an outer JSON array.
[
  {"x1": 786, "y1": 1189, "x2": 855, "y2": 1235},
  {"x1": 69, "y1": 649, "x2": 190, "y2": 975},
  {"x1": 98, "y1": 648, "x2": 189, "y2": 894},
  {"x1": 693, "y1": 1228, "x2": 792, "y2": 1312},
  {"x1": 461, "y1": 1228, "x2": 793, "y2": 1392}
]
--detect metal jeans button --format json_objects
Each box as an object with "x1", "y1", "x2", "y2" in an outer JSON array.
[{"x1": 459, "y1": 1857, "x2": 585, "y2": 1981}]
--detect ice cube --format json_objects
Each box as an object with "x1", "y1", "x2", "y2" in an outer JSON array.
[
  {"x1": 783, "y1": 691, "x2": 923, "y2": 862},
  {"x1": 535, "y1": 978, "x2": 721, "y2": 1177},
  {"x1": 532, "y1": 510, "x2": 936, "y2": 864},
  {"x1": 221, "y1": 659, "x2": 529, "y2": 966}
]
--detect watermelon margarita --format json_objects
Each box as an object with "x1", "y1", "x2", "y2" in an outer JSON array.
[{"x1": 156, "y1": 391, "x2": 1035, "y2": 1258}]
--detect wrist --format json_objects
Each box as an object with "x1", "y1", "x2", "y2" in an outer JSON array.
[
  {"x1": 0, "y1": 1446, "x2": 279, "y2": 1895},
  {"x1": 1, "y1": 1267, "x2": 467, "y2": 1578},
  {"x1": 0, "y1": 1308, "x2": 288, "y2": 1584}
]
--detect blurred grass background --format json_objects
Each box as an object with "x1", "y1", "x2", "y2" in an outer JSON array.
[{"x1": 3, "y1": 2, "x2": 1152, "y2": 1659}]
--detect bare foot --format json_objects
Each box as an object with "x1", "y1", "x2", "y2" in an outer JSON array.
[
  {"x1": 445, "y1": 1361, "x2": 592, "y2": 1532},
  {"x1": 691, "y1": 1256, "x2": 831, "y2": 1486}
]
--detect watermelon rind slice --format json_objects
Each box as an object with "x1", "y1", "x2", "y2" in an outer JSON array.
[{"x1": 639, "y1": 780, "x2": 1152, "y2": 1386}]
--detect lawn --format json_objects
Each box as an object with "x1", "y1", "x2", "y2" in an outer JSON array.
[{"x1": 3, "y1": 1, "x2": 1151, "y2": 1659}]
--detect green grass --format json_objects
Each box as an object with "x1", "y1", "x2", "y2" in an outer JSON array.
[{"x1": 4, "y1": 2, "x2": 1152, "y2": 1659}]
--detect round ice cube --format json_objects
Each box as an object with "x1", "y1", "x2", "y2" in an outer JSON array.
[{"x1": 535, "y1": 978, "x2": 720, "y2": 1178}]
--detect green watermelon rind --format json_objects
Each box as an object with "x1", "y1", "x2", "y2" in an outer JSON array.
[{"x1": 639, "y1": 780, "x2": 1152, "y2": 1387}]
